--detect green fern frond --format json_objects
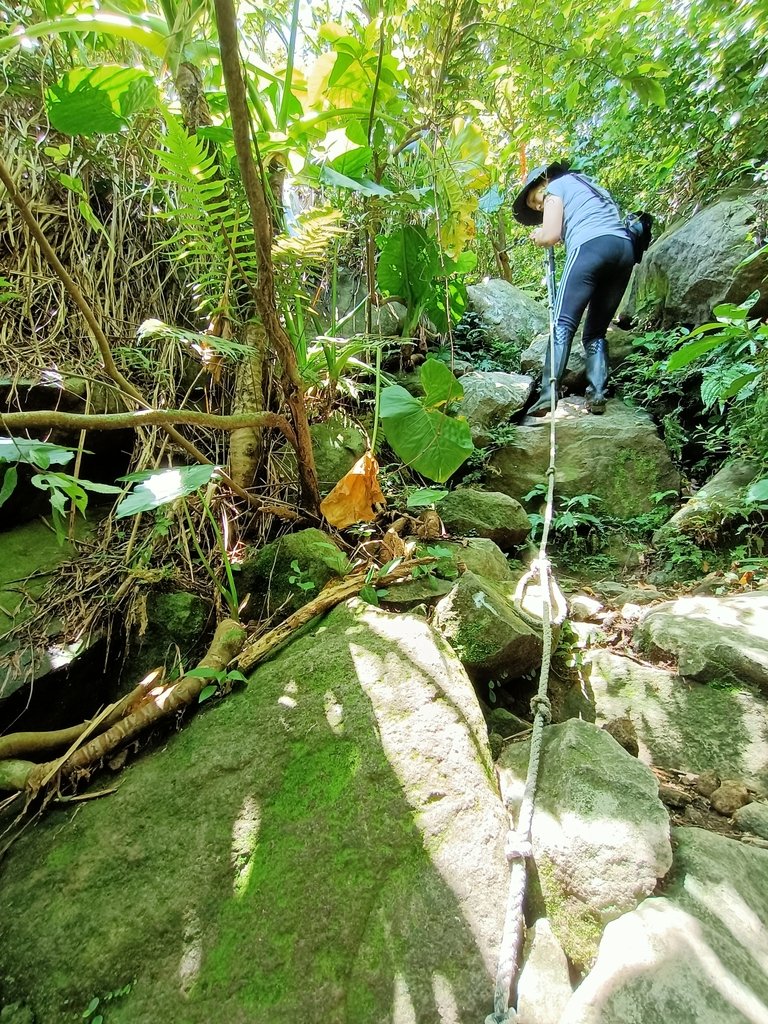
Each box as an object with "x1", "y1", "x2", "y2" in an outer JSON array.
[{"x1": 273, "y1": 206, "x2": 348, "y2": 267}]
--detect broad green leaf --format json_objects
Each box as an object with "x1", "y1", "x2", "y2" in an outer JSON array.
[
  {"x1": 406, "y1": 487, "x2": 449, "y2": 509},
  {"x1": 712, "y1": 291, "x2": 759, "y2": 321},
  {"x1": 746, "y1": 478, "x2": 768, "y2": 505},
  {"x1": 46, "y1": 66, "x2": 157, "y2": 136},
  {"x1": 376, "y1": 226, "x2": 440, "y2": 306},
  {"x1": 425, "y1": 279, "x2": 468, "y2": 334},
  {"x1": 626, "y1": 75, "x2": 666, "y2": 107},
  {"x1": 380, "y1": 386, "x2": 473, "y2": 483},
  {"x1": 0, "y1": 466, "x2": 18, "y2": 508},
  {"x1": 198, "y1": 684, "x2": 218, "y2": 703},
  {"x1": 666, "y1": 335, "x2": 728, "y2": 371},
  {"x1": 0, "y1": 437, "x2": 74, "y2": 469},
  {"x1": 329, "y1": 145, "x2": 372, "y2": 178},
  {"x1": 0, "y1": 14, "x2": 170, "y2": 59},
  {"x1": 115, "y1": 464, "x2": 219, "y2": 518},
  {"x1": 419, "y1": 359, "x2": 464, "y2": 410},
  {"x1": 319, "y1": 165, "x2": 392, "y2": 196}
]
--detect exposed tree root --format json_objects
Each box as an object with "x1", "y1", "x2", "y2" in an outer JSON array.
[
  {"x1": 0, "y1": 558, "x2": 435, "y2": 809},
  {"x1": 0, "y1": 619, "x2": 245, "y2": 796}
]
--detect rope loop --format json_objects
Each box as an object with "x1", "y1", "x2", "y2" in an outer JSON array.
[{"x1": 530, "y1": 694, "x2": 552, "y2": 724}]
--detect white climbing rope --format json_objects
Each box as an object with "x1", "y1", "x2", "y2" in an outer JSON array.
[{"x1": 486, "y1": 249, "x2": 563, "y2": 1024}]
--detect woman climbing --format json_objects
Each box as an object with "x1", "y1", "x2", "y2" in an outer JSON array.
[{"x1": 512, "y1": 161, "x2": 634, "y2": 415}]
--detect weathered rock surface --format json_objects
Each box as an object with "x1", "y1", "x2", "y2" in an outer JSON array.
[
  {"x1": 622, "y1": 192, "x2": 768, "y2": 326},
  {"x1": 654, "y1": 459, "x2": 762, "y2": 542},
  {"x1": 588, "y1": 649, "x2": 768, "y2": 788},
  {"x1": 709, "y1": 780, "x2": 750, "y2": 816},
  {"x1": 560, "y1": 827, "x2": 768, "y2": 1023},
  {"x1": 488, "y1": 398, "x2": 680, "y2": 518},
  {"x1": 0, "y1": 601, "x2": 510, "y2": 1023},
  {"x1": 466, "y1": 279, "x2": 548, "y2": 350},
  {"x1": 497, "y1": 721, "x2": 672, "y2": 966},
  {"x1": 458, "y1": 370, "x2": 533, "y2": 444},
  {"x1": 517, "y1": 918, "x2": 573, "y2": 1024},
  {"x1": 433, "y1": 570, "x2": 543, "y2": 680},
  {"x1": 309, "y1": 415, "x2": 367, "y2": 494},
  {"x1": 733, "y1": 801, "x2": 768, "y2": 839},
  {"x1": 234, "y1": 527, "x2": 350, "y2": 619},
  {"x1": 124, "y1": 590, "x2": 210, "y2": 685},
  {"x1": 438, "y1": 489, "x2": 530, "y2": 551},
  {"x1": 382, "y1": 537, "x2": 515, "y2": 609},
  {"x1": 635, "y1": 591, "x2": 768, "y2": 692}
]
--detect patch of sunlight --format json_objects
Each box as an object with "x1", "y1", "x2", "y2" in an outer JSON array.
[
  {"x1": 178, "y1": 907, "x2": 203, "y2": 997},
  {"x1": 323, "y1": 690, "x2": 345, "y2": 735},
  {"x1": 140, "y1": 468, "x2": 188, "y2": 504},
  {"x1": 472, "y1": 590, "x2": 501, "y2": 617},
  {"x1": 686, "y1": 878, "x2": 768, "y2": 975},
  {"x1": 46, "y1": 640, "x2": 85, "y2": 670},
  {"x1": 576, "y1": 899, "x2": 768, "y2": 1024},
  {"x1": 349, "y1": 624, "x2": 504, "y2": 976},
  {"x1": 432, "y1": 973, "x2": 461, "y2": 1023},
  {"x1": 231, "y1": 795, "x2": 261, "y2": 899},
  {"x1": 669, "y1": 595, "x2": 768, "y2": 640},
  {"x1": 643, "y1": 901, "x2": 768, "y2": 1024},
  {"x1": 278, "y1": 678, "x2": 298, "y2": 709},
  {"x1": 392, "y1": 973, "x2": 417, "y2": 1024}
]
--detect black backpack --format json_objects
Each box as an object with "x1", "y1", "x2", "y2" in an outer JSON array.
[{"x1": 623, "y1": 210, "x2": 654, "y2": 264}]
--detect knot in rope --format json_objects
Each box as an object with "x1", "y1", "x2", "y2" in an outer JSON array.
[
  {"x1": 530, "y1": 694, "x2": 552, "y2": 723},
  {"x1": 505, "y1": 831, "x2": 533, "y2": 862}
]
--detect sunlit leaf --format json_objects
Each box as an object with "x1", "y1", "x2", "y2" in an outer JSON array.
[
  {"x1": 115, "y1": 464, "x2": 219, "y2": 518},
  {"x1": 46, "y1": 65, "x2": 157, "y2": 136}
]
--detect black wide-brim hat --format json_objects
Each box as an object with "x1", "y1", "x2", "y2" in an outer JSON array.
[{"x1": 512, "y1": 161, "x2": 572, "y2": 225}]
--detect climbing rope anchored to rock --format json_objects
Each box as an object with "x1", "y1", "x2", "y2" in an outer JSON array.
[{"x1": 486, "y1": 248, "x2": 567, "y2": 1024}]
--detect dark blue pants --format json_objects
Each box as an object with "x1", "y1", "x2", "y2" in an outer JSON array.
[{"x1": 554, "y1": 234, "x2": 634, "y2": 341}]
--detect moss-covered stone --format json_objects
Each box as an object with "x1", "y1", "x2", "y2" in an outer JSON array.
[
  {"x1": 124, "y1": 590, "x2": 210, "y2": 685},
  {"x1": 234, "y1": 528, "x2": 351, "y2": 620},
  {"x1": 0, "y1": 600, "x2": 509, "y2": 1024},
  {"x1": 438, "y1": 489, "x2": 530, "y2": 551},
  {"x1": 309, "y1": 415, "x2": 367, "y2": 494}
]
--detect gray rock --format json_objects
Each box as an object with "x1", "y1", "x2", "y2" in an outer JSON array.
[
  {"x1": 710, "y1": 779, "x2": 750, "y2": 816},
  {"x1": 433, "y1": 570, "x2": 543, "y2": 680},
  {"x1": 487, "y1": 398, "x2": 680, "y2": 518},
  {"x1": 437, "y1": 537, "x2": 515, "y2": 582},
  {"x1": 622, "y1": 192, "x2": 768, "y2": 327},
  {"x1": 696, "y1": 770, "x2": 721, "y2": 798},
  {"x1": 458, "y1": 370, "x2": 533, "y2": 444},
  {"x1": 635, "y1": 591, "x2": 768, "y2": 692},
  {"x1": 497, "y1": 720, "x2": 672, "y2": 966},
  {"x1": 569, "y1": 594, "x2": 604, "y2": 622},
  {"x1": 602, "y1": 717, "x2": 639, "y2": 757},
  {"x1": 234, "y1": 527, "x2": 351, "y2": 620},
  {"x1": 309, "y1": 415, "x2": 367, "y2": 494},
  {"x1": 560, "y1": 827, "x2": 768, "y2": 1023},
  {"x1": 485, "y1": 706, "x2": 530, "y2": 737},
  {"x1": 654, "y1": 459, "x2": 761, "y2": 543},
  {"x1": 589, "y1": 650, "x2": 768, "y2": 789},
  {"x1": 467, "y1": 279, "x2": 548, "y2": 349},
  {"x1": 438, "y1": 488, "x2": 530, "y2": 551},
  {"x1": 0, "y1": 600, "x2": 510, "y2": 1023},
  {"x1": 517, "y1": 918, "x2": 573, "y2": 1024},
  {"x1": 733, "y1": 801, "x2": 768, "y2": 839}
]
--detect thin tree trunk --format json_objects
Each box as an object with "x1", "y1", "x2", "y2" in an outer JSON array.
[
  {"x1": 229, "y1": 321, "x2": 266, "y2": 490},
  {"x1": 213, "y1": 0, "x2": 320, "y2": 513}
]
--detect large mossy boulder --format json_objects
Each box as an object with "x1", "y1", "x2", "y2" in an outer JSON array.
[
  {"x1": 653, "y1": 459, "x2": 761, "y2": 543},
  {"x1": 497, "y1": 720, "x2": 672, "y2": 968},
  {"x1": 622, "y1": 192, "x2": 768, "y2": 327},
  {"x1": 560, "y1": 828, "x2": 768, "y2": 1023},
  {"x1": 124, "y1": 590, "x2": 210, "y2": 686},
  {"x1": 466, "y1": 279, "x2": 548, "y2": 351},
  {"x1": 0, "y1": 601, "x2": 510, "y2": 1023},
  {"x1": 309, "y1": 415, "x2": 367, "y2": 495},
  {"x1": 234, "y1": 528, "x2": 351, "y2": 619},
  {"x1": 438, "y1": 489, "x2": 530, "y2": 551},
  {"x1": 432, "y1": 570, "x2": 543, "y2": 680},
  {"x1": 488, "y1": 398, "x2": 680, "y2": 518}
]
